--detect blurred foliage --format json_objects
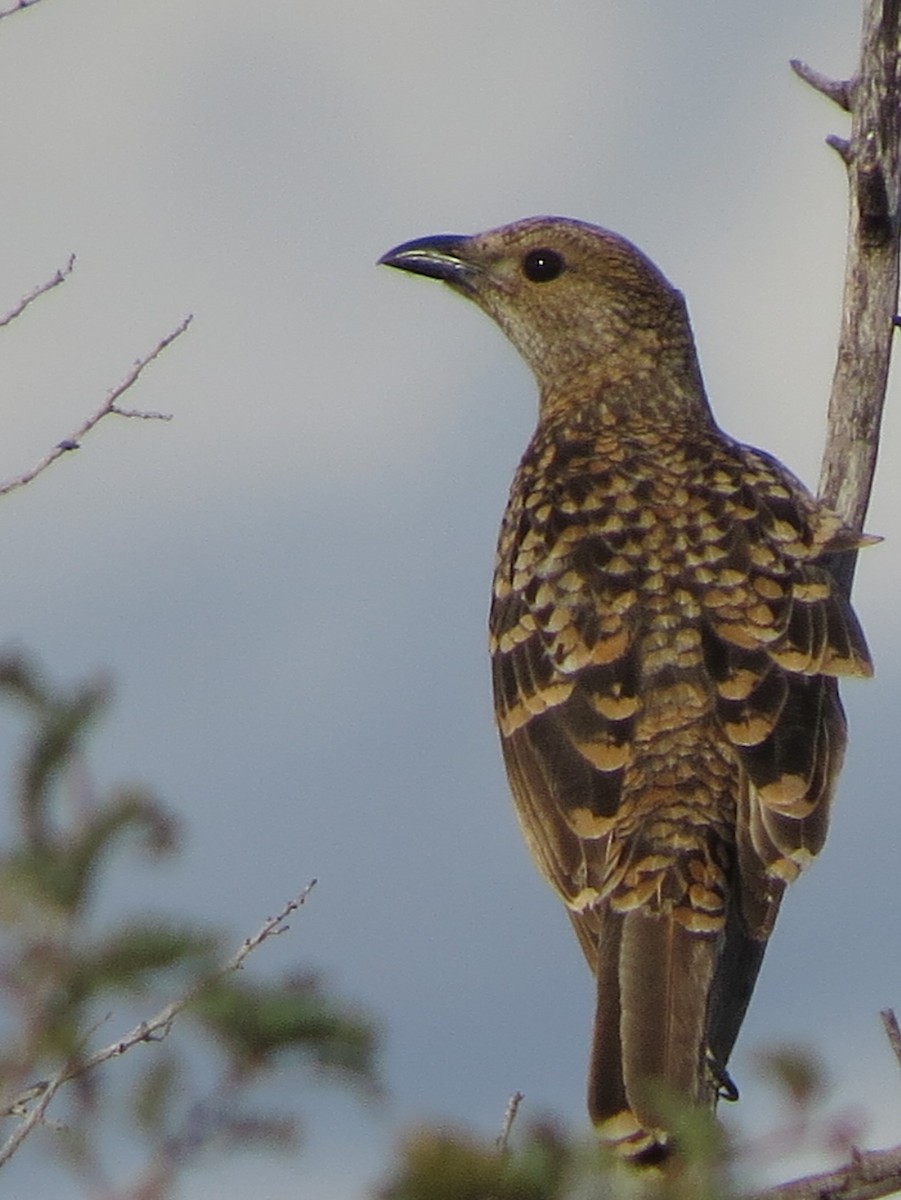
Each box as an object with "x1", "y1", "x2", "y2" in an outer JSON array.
[
  {"x1": 375, "y1": 1046, "x2": 865, "y2": 1200},
  {"x1": 374, "y1": 1056, "x2": 868, "y2": 1195},
  {"x1": 193, "y1": 972, "x2": 376, "y2": 1080},
  {"x1": 754, "y1": 1046, "x2": 827, "y2": 1111},
  {"x1": 377, "y1": 1121, "x2": 575, "y2": 1200},
  {"x1": 0, "y1": 655, "x2": 377, "y2": 1195},
  {"x1": 375, "y1": 1115, "x2": 736, "y2": 1200}
]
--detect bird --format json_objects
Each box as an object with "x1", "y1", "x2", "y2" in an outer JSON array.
[{"x1": 379, "y1": 216, "x2": 872, "y2": 1159}]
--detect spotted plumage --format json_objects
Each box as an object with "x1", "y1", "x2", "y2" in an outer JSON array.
[{"x1": 380, "y1": 216, "x2": 872, "y2": 1158}]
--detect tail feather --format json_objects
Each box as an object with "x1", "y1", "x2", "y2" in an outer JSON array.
[
  {"x1": 586, "y1": 907, "x2": 627, "y2": 1123},
  {"x1": 588, "y1": 907, "x2": 718, "y2": 1155},
  {"x1": 705, "y1": 899, "x2": 771, "y2": 1080}
]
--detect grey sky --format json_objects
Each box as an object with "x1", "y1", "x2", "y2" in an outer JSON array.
[{"x1": 1, "y1": 2, "x2": 899, "y2": 1197}]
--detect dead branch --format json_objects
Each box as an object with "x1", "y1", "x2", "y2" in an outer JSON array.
[
  {"x1": 790, "y1": 59, "x2": 853, "y2": 111},
  {"x1": 0, "y1": 0, "x2": 48, "y2": 19},
  {"x1": 0, "y1": 315, "x2": 192, "y2": 497},
  {"x1": 797, "y1": 0, "x2": 901, "y2": 594},
  {"x1": 747, "y1": 1012, "x2": 901, "y2": 1198},
  {"x1": 0, "y1": 255, "x2": 75, "y2": 328},
  {"x1": 0, "y1": 882, "x2": 317, "y2": 1168},
  {"x1": 880, "y1": 1009, "x2": 901, "y2": 1075},
  {"x1": 747, "y1": 5, "x2": 901, "y2": 1198},
  {"x1": 496, "y1": 1090, "x2": 525, "y2": 1153},
  {"x1": 750, "y1": 1143, "x2": 901, "y2": 1200},
  {"x1": 748, "y1": 1012, "x2": 901, "y2": 1199}
]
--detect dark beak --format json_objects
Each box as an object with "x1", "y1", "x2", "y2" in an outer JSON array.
[{"x1": 378, "y1": 234, "x2": 478, "y2": 288}]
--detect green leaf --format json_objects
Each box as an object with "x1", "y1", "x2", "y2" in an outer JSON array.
[{"x1": 192, "y1": 973, "x2": 377, "y2": 1085}]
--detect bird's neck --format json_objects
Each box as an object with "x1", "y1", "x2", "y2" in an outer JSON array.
[
  {"x1": 533, "y1": 307, "x2": 714, "y2": 435},
  {"x1": 538, "y1": 354, "x2": 714, "y2": 437}
]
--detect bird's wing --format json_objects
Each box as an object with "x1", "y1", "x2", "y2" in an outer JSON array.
[
  {"x1": 694, "y1": 452, "x2": 871, "y2": 1072},
  {"x1": 697, "y1": 449, "x2": 871, "y2": 933},
  {"x1": 491, "y1": 481, "x2": 644, "y2": 924}
]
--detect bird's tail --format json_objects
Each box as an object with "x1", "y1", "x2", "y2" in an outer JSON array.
[{"x1": 588, "y1": 906, "x2": 718, "y2": 1159}]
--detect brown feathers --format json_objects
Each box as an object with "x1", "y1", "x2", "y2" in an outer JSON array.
[{"x1": 381, "y1": 215, "x2": 872, "y2": 1157}]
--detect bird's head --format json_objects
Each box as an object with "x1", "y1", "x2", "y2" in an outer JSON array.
[{"x1": 380, "y1": 216, "x2": 709, "y2": 426}]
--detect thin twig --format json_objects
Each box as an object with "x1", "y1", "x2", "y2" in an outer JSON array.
[
  {"x1": 0, "y1": 0, "x2": 47, "y2": 19},
  {"x1": 880, "y1": 1009, "x2": 901, "y2": 1075},
  {"x1": 0, "y1": 1061, "x2": 71, "y2": 1171},
  {"x1": 0, "y1": 256, "x2": 75, "y2": 329},
  {"x1": 496, "y1": 1090, "x2": 525, "y2": 1153},
  {"x1": 0, "y1": 315, "x2": 192, "y2": 497},
  {"x1": 790, "y1": 59, "x2": 852, "y2": 111},
  {"x1": 0, "y1": 883, "x2": 317, "y2": 1165},
  {"x1": 827, "y1": 134, "x2": 854, "y2": 165}
]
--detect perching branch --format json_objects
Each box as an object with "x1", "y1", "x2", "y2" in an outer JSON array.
[
  {"x1": 794, "y1": 0, "x2": 901, "y2": 595},
  {"x1": 0, "y1": 255, "x2": 75, "y2": 328},
  {"x1": 747, "y1": 1010, "x2": 901, "y2": 1200},
  {"x1": 748, "y1": 7, "x2": 901, "y2": 1200},
  {"x1": 751, "y1": 1145, "x2": 901, "y2": 1200},
  {"x1": 0, "y1": 882, "x2": 317, "y2": 1167},
  {"x1": 0, "y1": 315, "x2": 192, "y2": 497}
]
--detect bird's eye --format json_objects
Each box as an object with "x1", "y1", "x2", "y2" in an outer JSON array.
[{"x1": 522, "y1": 248, "x2": 565, "y2": 282}]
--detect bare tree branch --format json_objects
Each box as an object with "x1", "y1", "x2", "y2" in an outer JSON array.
[
  {"x1": 790, "y1": 59, "x2": 852, "y2": 111},
  {"x1": 0, "y1": 255, "x2": 75, "y2": 328},
  {"x1": 495, "y1": 1090, "x2": 525, "y2": 1153},
  {"x1": 747, "y1": 7, "x2": 901, "y2": 1199},
  {"x1": 881, "y1": 1009, "x2": 901, "y2": 1075},
  {"x1": 806, "y1": 0, "x2": 901, "y2": 595},
  {"x1": 748, "y1": 1002, "x2": 901, "y2": 1198},
  {"x1": 0, "y1": 315, "x2": 192, "y2": 497},
  {"x1": 0, "y1": 882, "x2": 317, "y2": 1167},
  {"x1": 0, "y1": 0, "x2": 48, "y2": 19},
  {"x1": 750, "y1": 1144, "x2": 901, "y2": 1200}
]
